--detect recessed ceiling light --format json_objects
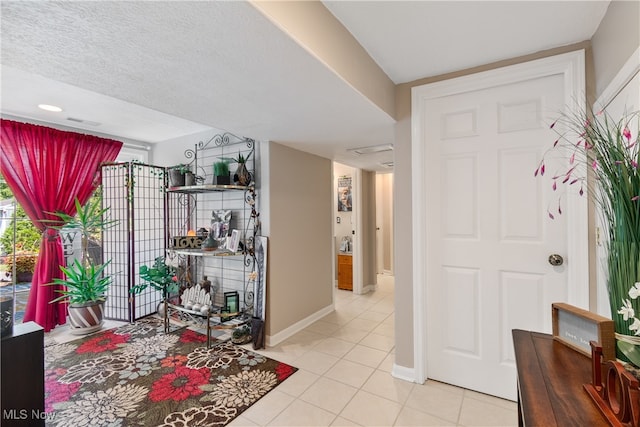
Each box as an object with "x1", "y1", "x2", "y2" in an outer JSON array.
[
  {"x1": 348, "y1": 144, "x2": 393, "y2": 155},
  {"x1": 38, "y1": 104, "x2": 63, "y2": 112}
]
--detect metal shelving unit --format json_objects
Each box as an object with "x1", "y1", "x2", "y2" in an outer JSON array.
[{"x1": 164, "y1": 133, "x2": 260, "y2": 335}]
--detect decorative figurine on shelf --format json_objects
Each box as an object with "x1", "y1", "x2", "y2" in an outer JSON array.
[
  {"x1": 211, "y1": 210, "x2": 231, "y2": 248},
  {"x1": 200, "y1": 275, "x2": 212, "y2": 294},
  {"x1": 201, "y1": 229, "x2": 218, "y2": 251},
  {"x1": 219, "y1": 151, "x2": 252, "y2": 186}
]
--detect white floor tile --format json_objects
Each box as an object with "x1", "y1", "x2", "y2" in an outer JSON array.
[
  {"x1": 313, "y1": 337, "x2": 356, "y2": 358},
  {"x1": 343, "y1": 344, "x2": 388, "y2": 368},
  {"x1": 242, "y1": 390, "x2": 295, "y2": 426},
  {"x1": 359, "y1": 332, "x2": 395, "y2": 352},
  {"x1": 458, "y1": 395, "x2": 518, "y2": 426},
  {"x1": 276, "y1": 369, "x2": 320, "y2": 397},
  {"x1": 394, "y1": 406, "x2": 455, "y2": 426},
  {"x1": 267, "y1": 399, "x2": 336, "y2": 426},
  {"x1": 340, "y1": 390, "x2": 402, "y2": 427},
  {"x1": 293, "y1": 350, "x2": 340, "y2": 375},
  {"x1": 362, "y1": 370, "x2": 414, "y2": 404},
  {"x1": 404, "y1": 382, "x2": 463, "y2": 423},
  {"x1": 300, "y1": 377, "x2": 358, "y2": 414},
  {"x1": 324, "y1": 359, "x2": 375, "y2": 388}
]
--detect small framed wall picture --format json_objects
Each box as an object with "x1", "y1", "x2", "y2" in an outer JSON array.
[
  {"x1": 552, "y1": 302, "x2": 615, "y2": 361},
  {"x1": 227, "y1": 229, "x2": 240, "y2": 252}
]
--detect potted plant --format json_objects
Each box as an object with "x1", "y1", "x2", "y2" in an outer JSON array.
[
  {"x1": 219, "y1": 151, "x2": 252, "y2": 186},
  {"x1": 168, "y1": 163, "x2": 193, "y2": 187},
  {"x1": 4, "y1": 250, "x2": 37, "y2": 283},
  {"x1": 231, "y1": 324, "x2": 252, "y2": 344},
  {"x1": 536, "y1": 108, "x2": 639, "y2": 364},
  {"x1": 213, "y1": 160, "x2": 231, "y2": 185},
  {"x1": 130, "y1": 257, "x2": 180, "y2": 317},
  {"x1": 46, "y1": 197, "x2": 117, "y2": 335}
]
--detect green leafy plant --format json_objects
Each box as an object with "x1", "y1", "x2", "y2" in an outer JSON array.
[
  {"x1": 536, "y1": 107, "x2": 639, "y2": 364},
  {"x1": 232, "y1": 325, "x2": 250, "y2": 339},
  {"x1": 219, "y1": 150, "x2": 252, "y2": 164},
  {"x1": 170, "y1": 163, "x2": 191, "y2": 174},
  {"x1": 0, "y1": 205, "x2": 42, "y2": 254},
  {"x1": 4, "y1": 251, "x2": 37, "y2": 274},
  {"x1": 45, "y1": 197, "x2": 118, "y2": 304},
  {"x1": 47, "y1": 197, "x2": 117, "y2": 266},
  {"x1": 131, "y1": 257, "x2": 179, "y2": 295},
  {"x1": 48, "y1": 259, "x2": 112, "y2": 304},
  {"x1": 214, "y1": 161, "x2": 229, "y2": 176}
]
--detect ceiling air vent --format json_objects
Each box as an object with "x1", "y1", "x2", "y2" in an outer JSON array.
[
  {"x1": 67, "y1": 117, "x2": 101, "y2": 126},
  {"x1": 348, "y1": 143, "x2": 393, "y2": 155},
  {"x1": 380, "y1": 161, "x2": 394, "y2": 168}
]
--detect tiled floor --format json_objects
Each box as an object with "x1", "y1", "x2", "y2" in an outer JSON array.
[
  {"x1": 45, "y1": 275, "x2": 518, "y2": 426},
  {"x1": 232, "y1": 275, "x2": 519, "y2": 427}
]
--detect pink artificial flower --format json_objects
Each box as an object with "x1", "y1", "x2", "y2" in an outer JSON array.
[
  {"x1": 569, "y1": 152, "x2": 575, "y2": 164},
  {"x1": 172, "y1": 276, "x2": 178, "y2": 282},
  {"x1": 552, "y1": 181, "x2": 557, "y2": 191},
  {"x1": 623, "y1": 127, "x2": 632, "y2": 141},
  {"x1": 632, "y1": 196, "x2": 640, "y2": 201},
  {"x1": 592, "y1": 160, "x2": 598, "y2": 170},
  {"x1": 632, "y1": 160, "x2": 638, "y2": 169}
]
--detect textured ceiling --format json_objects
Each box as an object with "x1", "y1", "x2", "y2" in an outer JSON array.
[{"x1": 1, "y1": 1, "x2": 611, "y2": 171}]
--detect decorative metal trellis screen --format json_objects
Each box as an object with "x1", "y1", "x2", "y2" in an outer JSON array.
[{"x1": 101, "y1": 162, "x2": 166, "y2": 322}]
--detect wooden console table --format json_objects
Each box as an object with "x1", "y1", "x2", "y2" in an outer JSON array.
[{"x1": 512, "y1": 329, "x2": 607, "y2": 426}]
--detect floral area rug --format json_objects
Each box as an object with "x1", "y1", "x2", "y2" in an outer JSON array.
[{"x1": 44, "y1": 317, "x2": 296, "y2": 426}]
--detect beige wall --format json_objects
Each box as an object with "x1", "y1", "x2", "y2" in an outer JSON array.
[
  {"x1": 377, "y1": 173, "x2": 394, "y2": 274},
  {"x1": 361, "y1": 170, "x2": 377, "y2": 288},
  {"x1": 591, "y1": 0, "x2": 640, "y2": 100},
  {"x1": 263, "y1": 142, "x2": 333, "y2": 337}
]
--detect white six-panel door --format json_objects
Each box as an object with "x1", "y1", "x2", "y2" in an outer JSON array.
[{"x1": 412, "y1": 51, "x2": 588, "y2": 400}]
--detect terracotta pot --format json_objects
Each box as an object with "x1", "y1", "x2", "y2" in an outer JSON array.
[{"x1": 68, "y1": 300, "x2": 104, "y2": 335}]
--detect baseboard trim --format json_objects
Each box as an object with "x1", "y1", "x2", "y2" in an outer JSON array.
[
  {"x1": 361, "y1": 284, "x2": 377, "y2": 294},
  {"x1": 265, "y1": 304, "x2": 334, "y2": 347},
  {"x1": 392, "y1": 363, "x2": 421, "y2": 384}
]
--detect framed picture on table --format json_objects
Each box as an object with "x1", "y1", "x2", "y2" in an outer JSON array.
[
  {"x1": 220, "y1": 291, "x2": 238, "y2": 323},
  {"x1": 227, "y1": 229, "x2": 240, "y2": 253}
]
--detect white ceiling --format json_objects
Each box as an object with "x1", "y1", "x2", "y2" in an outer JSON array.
[{"x1": 0, "y1": 1, "x2": 610, "y2": 172}]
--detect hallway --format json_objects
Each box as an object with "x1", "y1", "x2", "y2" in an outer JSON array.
[{"x1": 237, "y1": 275, "x2": 518, "y2": 426}]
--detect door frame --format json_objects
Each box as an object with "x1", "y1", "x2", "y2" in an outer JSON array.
[{"x1": 410, "y1": 50, "x2": 588, "y2": 384}]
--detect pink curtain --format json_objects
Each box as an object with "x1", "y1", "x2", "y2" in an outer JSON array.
[{"x1": 0, "y1": 120, "x2": 122, "y2": 331}]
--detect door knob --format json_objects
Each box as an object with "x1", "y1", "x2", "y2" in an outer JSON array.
[{"x1": 548, "y1": 254, "x2": 564, "y2": 266}]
